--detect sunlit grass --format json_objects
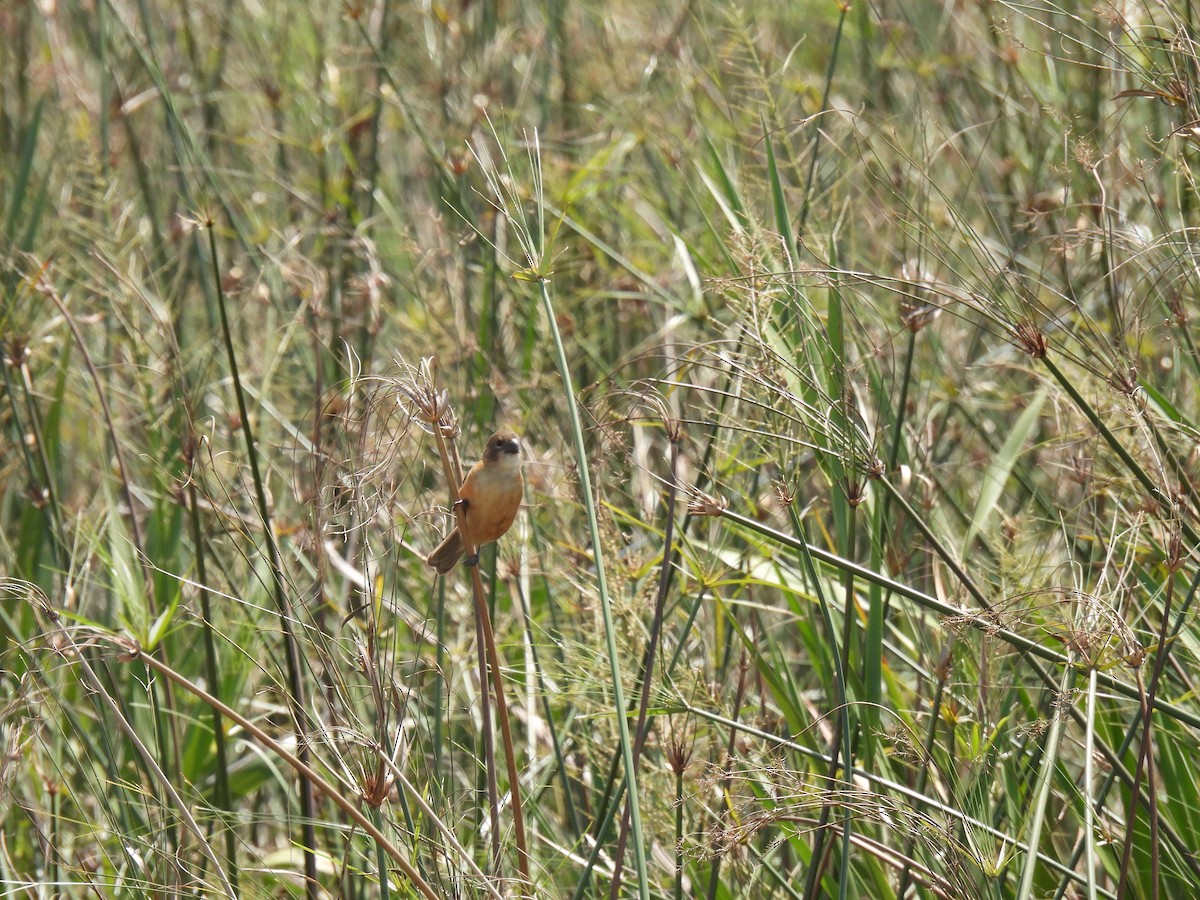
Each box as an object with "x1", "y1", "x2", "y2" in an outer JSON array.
[{"x1": 3, "y1": 2, "x2": 1200, "y2": 898}]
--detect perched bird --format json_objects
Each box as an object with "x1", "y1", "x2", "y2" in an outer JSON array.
[{"x1": 426, "y1": 431, "x2": 524, "y2": 574}]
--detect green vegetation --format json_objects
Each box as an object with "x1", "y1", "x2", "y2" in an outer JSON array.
[{"x1": 4, "y1": 1, "x2": 1200, "y2": 897}]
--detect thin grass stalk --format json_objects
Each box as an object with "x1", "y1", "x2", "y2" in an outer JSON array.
[
  {"x1": 675, "y1": 703, "x2": 1113, "y2": 897},
  {"x1": 674, "y1": 761, "x2": 684, "y2": 900},
  {"x1": 111, "y1": 0, "x2": 259, "y2": 252},
  {"x1": 3, "y1": 90, "x2": 46, "y2": 252},
  {"x1": 469, "y1": 525, "x2": 531, "y2": 885},
  {"x1": 895, "y1": 641, "x2": 954, "y2": 899},
  {"x1": 40, "y1": 282, "x2": 149, "y2": 601},
  {"x1": 790, "y1": 819, "x2": 945, "y2": 897},
  {"x1": 754, "y1": 846, "x2": 813, "y2": 900},
  {"x1": 718, "y1": 507, "x2": 1200, "y2": 731},
  {"x1": 353, "y1": 17, "x2": 458, "y2": 196},
  {"x1": 872, "y1": 477, "x2": 992, "y2": 611},
  {"x1": 112, "y1": 100, "x2": 169, "y2": 275},
  {"x1": 42, "y1": 618, "x2": 235, "y2": 897},
  {"x1": 369, "y1": 805, "x2": 391, "y2": 900},
  {"x1": 705, "y1": 651, "x2": 750, "y2": 900},
  {"x1": 949, "y1": 401, "x2": 1082, "y2": 560},
  {"x1": 1160, "y1": 290, "x2": 1200, "y2": 381},
  {"x1": 369, "y1": 636, "x2": 426, "y2": 890},
  {"x1": 159, "y1": 234, "x2": 237, "y2": 886},
  {"x1": 610, "y1": 429, "x2": 681, "y2": 898},
  {"x1": 6, "y1": 350, "x2": 66, "y2": 574},
  {"x1": 837, "y1": 501, "x2": 857, "y2": 896},
  {"x1": 1126, "y1": 539, "x2": 1183, "y2": 900},
  {"x1": 96, "y1": 0, "x2": 110, "y2": 181},
  {"x1": 1136, "y1": 408, "x2": 1200, "y2": 519},
  {"x1": 9, "y1": 1, "x2": 30, "y2": 155},
  {"x1": 570, "y1": 752, "x2": 626, "y2": 900},
  {"x1": 1116, "y1": 664, "x2": 1162, "y2": 900},
  {"x1": 662, "y1": 729, "x2": 696, "y2": 898},
  {"x1": 41, "y1": 276, "x2": 190, "y2": 840},
  {"x1": 197, "y1": 0, "x2": 236, "y2": 156},
  {"x1": 48, "y1": 754, "x2": 59, "y2": 891},
  {"x1": 433, "y1": 578, "x2": 447, "y2": 807},
  {"x1": 792, "y1": 501, "x2": 852, "y2": 900},
  {"x1": 428, "y1": 422, "x2": 530, "y2": 887},
  {"x1": 205, "y1": 219, "x2": 318, "y2": 898},
  {"x1": 1066, "y1": 692, "x2": 1200, "y2": 888},
  {"x1": 476, "y1": 581, "x2": 503, "y2": 877},
  {"x1": 1015, "y1": 664, "x2": 1075, "y2": 900},
  {"x1": 1084, "y1": 666, "x2": 1099, "y2": 900},
  {"x1": 665, "y1": 584, "x2": 710, "y2": 679},
  {"x1": 573, "y1": 583, "x2": 702, "y2": 900},
  {"x1": 359, "y1": 614, "x2": 397, "y2": 900},
  {"x1": 1052, "y1": 563, "x2": 1200, "y2": 899},
  {"x1": 186, "y1": 453, "x2": 237, "y2": 893},
  {"x1": 538, "y1": 277, "x2": 649, "y2": 900},
  {"x1": 372, "y1": 750, "x2": 506, "y2": 900},
  {"x1": 868, "y1": 327, "x2": 917, "y2": 730},
  {"x1": 574, "y1": 371, "x2": 735, "y2": 895},
  {"x1": 104, "y1": 632, "x2": 444, "y2": 900},
  {"x1": 1039, "y1": 357, "x2": 1192, "y2": 546},
  {"x1": 543, "y1": 203, "x2": 677, "y2": 308},
  {"x1": 549, "y1": 0, "x2": 575, "y2": 130},
  {"x1": 358, "y1": 0, "x2": 390, "y2": 227},
  {"x1": 796, "y1": 1, "x2": 849, "y2": 236},
  {"x1": 512, "y1": 575, "x2": 583, "y2": 839}
]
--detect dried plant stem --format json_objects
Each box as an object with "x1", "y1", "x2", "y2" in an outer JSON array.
[
  {"x1": 205, "y1": 220, "x2": 318, "y2": 897},
  {"x1": 41, "y1": 274, "x2": 187, "y2": 823},
  {"x1": 429, "y1": 429, "x2": 502, "y2": 873},
  {"x1": 40, "y1": 278, "x2": 148, "y2": 606},
  {"x1": 100, "y1": 634, "x2": 443, "y2": 900},
  {"x1": 1016, "y1": 664, "x2": 1074, "y2": 900},
  {"x1": 186, "y1": 470, "x2": 238, "y2": 892},
  {"x1": 429, "y1": 421, "x2": 532, "y2": 888},
  {"x1": 372, "y1": 750, "x2": 506, "y2": 900},
  {"x1": 706, "y1": 654, "x2": 750, "y2": 900},
  {"x1": 49, "y1": 623, "x2": 234, "y2": 898},
  {"x1": 1118, "y1": 590, "x2": 1174, "y2": 900}
]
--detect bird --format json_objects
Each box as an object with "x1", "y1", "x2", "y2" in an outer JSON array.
[{"x1": 426, "y1": 431, "x2": 524, "y2": 574}]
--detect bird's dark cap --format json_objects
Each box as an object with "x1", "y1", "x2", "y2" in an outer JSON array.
[{"x1": 483, "y1": 431, "x2": 521, "y2": 460}]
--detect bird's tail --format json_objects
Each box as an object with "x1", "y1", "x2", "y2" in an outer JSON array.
[{"x1": 426, "y1": 529, "x2": 464, "y2": 574}]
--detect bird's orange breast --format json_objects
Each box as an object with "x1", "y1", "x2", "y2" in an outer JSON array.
[{"x1": 458, "y1": 462, "x2": 524, "y2": 545}]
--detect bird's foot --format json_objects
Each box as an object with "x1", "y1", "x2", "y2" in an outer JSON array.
[{"x1": 464, "y1": 553, "x2": 480, "y2": 567}]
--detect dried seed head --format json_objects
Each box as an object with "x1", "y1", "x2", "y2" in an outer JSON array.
[
  {"x1": 1108, "y1": 365, "x2": 1139, "y2": 397},
  {"x1": 773, "y1": 479, "x2": 796, "y2": 505},
  {"x1": 687, "y1": 488, "x2": 728, "y2": 518},
  {"x1": 897, "y1": 260, "x2": 942, "y2": 333},
  {"x1": 360, "y1": 770, "x2": 395, "y2": 808},
  {"x1": 1013, "y1": 317, "x2": 1047, "y2": 359},
  {"x1": 394, "y1": 357, "x2": 457, "y2": 434},
  {"x1": 865, "y1": 455, "x2": 886, "y2": 480},
  {"x1": 5, "y1": 335, "x2": 30, "y2": 368},
  {"x1": 846, "y1": 478, "x2": 866, "y2": 507}
]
